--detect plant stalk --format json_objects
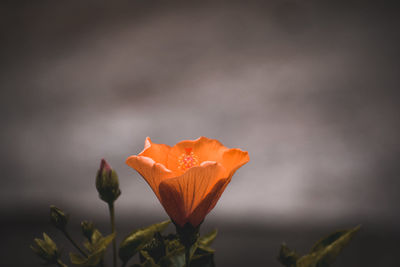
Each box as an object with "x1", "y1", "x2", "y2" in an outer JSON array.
[
  {"x1": 62, "y1": 230, "x2": 88, "y2": 257},
  {"x1": 108, "y1": 202, "x2": 117, "y2": 267},
  {"x1": 185, "y1": 245, "x2": 191, "y2": 267}
]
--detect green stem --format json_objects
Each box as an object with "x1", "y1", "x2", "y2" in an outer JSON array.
[
  {"x1": 62, "y1": 230, "x2": 88, "y2": 257},
  {"x1": 174, "y1": 222, "x2": 199, "y2": 267},
  {"x1": 108, "y1": 202, "x2": 117, "y2": 267},
  {"x1": 185, "y1": 245, "x2": 190, "y2": 267}
]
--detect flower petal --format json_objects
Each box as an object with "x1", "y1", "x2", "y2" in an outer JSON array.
[
  {"x1": 139, "y1": 137, "x2": 171, "y2": 167},
  {"x1": 126, "y1": 155, "x2": 173, "y2": 200},
  {"x1": 158, "y1": 161, "x2": 225, "y2": 226},
  {"x1": 157, "y1": 181, "x2": 186, "y2": 226},
  {"x1": 222, "y1": 148, "x2": 250, "y2": 176},
  {"x1": 166, "y1": 137, "x2": 228, "y2": 174},
  {"x1": 188, "y1": 177, "x2": 228, "y2": 227}
]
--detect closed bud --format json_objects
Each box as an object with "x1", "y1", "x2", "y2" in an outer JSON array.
[
  {"x1": 50, "y1": 205, "x2": 69, "y2": 231},
  {"x1": 96, "y1": 158, "x2": 121, "y2": 204},
  {"x1": 31, "y1": 233, "x2": 61, "y2": 264},
  {"x1": 81, "y1": 220, "x2": 95, "y2": 242}
]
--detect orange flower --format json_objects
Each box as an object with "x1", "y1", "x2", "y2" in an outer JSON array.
[{"x1": 126, "y1": 137, "x2": 249, "y2": 227}]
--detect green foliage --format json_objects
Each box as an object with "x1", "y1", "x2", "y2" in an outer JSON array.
[
  {"x1": 278, "y1": 225, "x2": 360, "y2": 267},
  {"x1": 50, "y1": 205, "x2": 69, "y2": 231},
  {"x1": 32, "y1": 158, "x2": 361, "y2": 267},
  {"x1": 141, "y1": 232, "x2": 166, "y2": 263},
  {"x1": 120, "y1": 226, "x2": 217, "y2": 267},
  {"x1": 119, "y1": 220, "x2": 171, "y2": 264},
  {"x1": 70, "y1": 231, "x2": 115, "y2": 266},
  {"x1": 31, "y1": 233, "x2": 61, "y2": 263},
  {"x1": 70, "y1": 250, "x2": 104, "y2": 266},
  {"x1": 158, "y1": 238, "x2": 185, "y2": 267},
  {"x1": 190, "y1": 246, "x2": 215, "y2": 267},
  {"x1": 32, "y1": 218, "x2": 218, "y2": 267},
  {"x1": 278, "y1": 243, "x2": 300, "y2": 267},
  {"x1": 81, "y1": 221, "x2": 95, "y2": 242},
  {"x1": 198, "y1": 229, "x2": 217, "y2": 250},
  {"x1": 32, "y1": 160, "x2": 221, "y2": 267},
  {"x1": 159, "y1": 230, "x2": 216, "y2": 267}
]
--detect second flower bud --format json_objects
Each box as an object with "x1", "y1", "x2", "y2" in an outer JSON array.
[{"x1": 96, "y1": 159, "x2": 121, "y2": 205}]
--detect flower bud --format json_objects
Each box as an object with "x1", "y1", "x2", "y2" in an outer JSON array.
[
  {"x1": 96, "y1": 158, "x2": 121, "y2": 204},
  {"x1": 31, "y1": 233, "x2": 61, "y2": 264},
  {"x1": 81, "y1": 220, "x2": 95, "y2": 241},
  {"x1": 50, "y1": 205, "x2": 69, "y2": 231}
]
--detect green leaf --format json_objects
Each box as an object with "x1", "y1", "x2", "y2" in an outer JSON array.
[
  {"x1": 297, "y1": 225, "x2": 361, "y2": 267},
  {"x1": 119, "y1": 220, "x2": 170, "y2": 264},
  {"x1": 70, "y1": 250, "x2": 104, "y2": 266},
  {"x1": 69, "y1": 253, "x2": 87, "y2": 265},
  {"x1": 31, "y1": 233, "x2": 60, "y2": 263},
  {"x1": 34, "y1": 238, "x2": 47, "y2": 251},
  {"x1": 82, "y1": 229, "x2": 115, "y2": 255},
  {"x1": 159, "y1": 238, "x2": 202, "y2": 267},
  {"x1": 141, "y1": 232, "x2": 166, "y2": 263},
  {"x1": 190, "y1": 245, "x2": 216, "y2": 267},
  {"x1": 277, "y1": 243, "x2": 299, "y2": 267},
  {"x1": 165, "y1": 238, "x2": 183, "y2": 255},
  {"x1": 94, "y1": 232, "x2": 116, "y2": 252},
  {"x1": 191, "y1": 250, "x2": 215, "y2": 267},
  {"x1": 310, "y1": 225, "x2": 360, "y2": 253},
  {"x1": 91, "y1": 229, "x2": 103, "y2": 244},
  {"x1": 43, "y1": 233, "x2": 56, "y2": 248},
  {"x1": 81, "y1": 221, "x2": 95, "y2": 242},
  {"x1": 139, "y1": 251, "x2": 160, "y2": 267},
  {"x1": 83, "y1": 229, "x2": 103, "y2": 252},
  {"x1": 198, "y1": 229, "x2": 217, "y2": 247},
  {"x1": 70, "y1": 232, "x2": 115, "y2": 266},
  {"x1": 196, "y1": 245, "x2": 215, "y2": 254},
  {"x1": 159, "y1": 246, "x2": 185, "y2": 267}
]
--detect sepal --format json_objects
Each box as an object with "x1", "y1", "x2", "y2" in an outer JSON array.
[
  {"x1": 50, "y1": 205, "x2": 69, "y2": 231},
  {"x1": 81, "y1": 221, "x2": 95, "y2": 242},
  {"x1": 31, "y1": 233, "x2": 63, "y2": 265}
]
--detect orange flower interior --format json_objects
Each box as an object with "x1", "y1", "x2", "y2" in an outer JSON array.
[{"x1": 178, "y1": 148, "x2": 199, "y2": 171}]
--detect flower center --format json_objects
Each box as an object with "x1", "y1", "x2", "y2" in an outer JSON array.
[{"x1": 178, "y1": 148, "x2": 199, "y2": 171}]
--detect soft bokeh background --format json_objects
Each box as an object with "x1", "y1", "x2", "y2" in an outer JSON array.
[{"x1": 1, "y1": 1, "x2": 399, "y2": 266}]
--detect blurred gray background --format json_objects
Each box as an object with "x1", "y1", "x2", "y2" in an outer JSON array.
[{"x1": 1, "y1": 1, "x2": 399, "y2": 266}]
